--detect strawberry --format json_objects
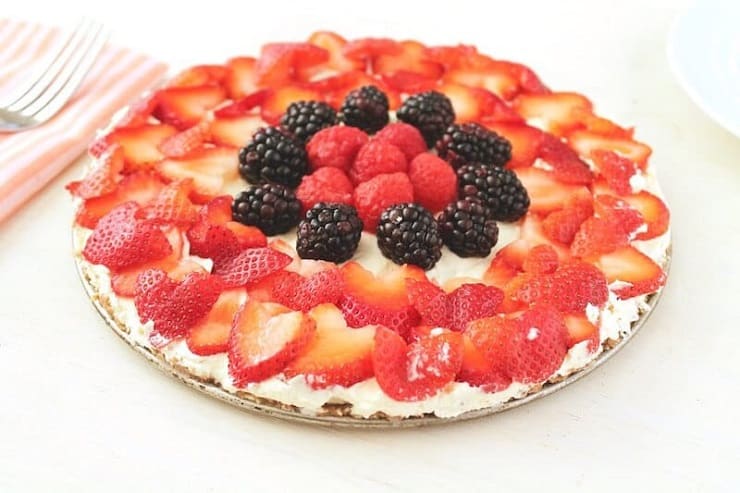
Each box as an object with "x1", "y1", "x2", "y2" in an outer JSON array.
[
  {"x1": 298, "y1": 31, "x2": 364, "y2": 79},
  {"x1": 75, "y1": 172, "x2": 165, "y2": 228},
  {"x1": 513, "y1": 92, "x2": 593, "y2": 136},
  {"x1": 213, "y1": 247, "x2": 292, "y2": 288},
  {"x1": 568, "y1": 130, "x2": 652, "y2": 169},
  {"x1": 460, "y1": 316, "x2": 514, "y2": 391},
  {"x1": 522, "y1": 244, "x2": 559, "y2": 274},
  {"x1": 448, "y1": 283, "x2": 504, "y2": 332},
  {"x1": 108, "y1": 92, "x2": 160, "y2": 130},
  {"x1": 228, "y1": 300, "x2": 316, "y2": 385},
  {"x1": 485, "y1": 60, "x2": 549, "y2": 96},
  {"x1": 308, "y1": 70, "x2": 393, "y2": 109},
  {"x1": 443, "y1": 68, "x2": 520, "y2": 101},
  {"x1": 519, "y1": 212, "x2": 571, "y2": 261},
  {"x1": 255, "y1": 43, "x2": 329, "y2": 86},
  {"x1": 593, "y1": 194, "x2": 645, "y2": 239},
  {"x1": 437, "y1": 82, "x2": 523, "y2": 123},
  {"x1": 591, "y1": 246, "x2": 666, "y2": 299},
  {"x1": 208, "y1": 114, "x2": 263, "y2": 147},
  {"x1": 152, "y1": 85, "x2": 226, "y2": 130},
  {"x1": 82, "y1": 202, "x2": 172, "y2": 271},
  {"x1": 348, "y1": 140, "x2": 408, "y2": 185},
  {"x1": 342, "y1": 37, "x2": 402, "y2": 62},
  {"x1": 563, "y1": 314, "x2": 599, "y2": 352},
  {"x1": 483, "y1": 122, "x2": 544, "y2": 169},
  {"x1": 295, "y1": 167, "x2": 354, "y2": 213},
  {"x1": 100, "y1": 124, "x2": 178, "y2": 172},
  {"x1": 67, "y1": 146, "x2": 124, "y2": 199},
  {"x1": 352, "y1": 172, "x2": 414, "y2": 231},
  {"x1": 407, "y1": 153, "x2": 457, "y2": 213},
  {"x1": 537, "y1": 133, "x2": 593, "y2": 185},
  {"x1": 514, "y1": 260, "x2": 609, "y2": 313},
  {"x1": 306, "y1": 125, "x2": 368, "y2": 172},
  {"x1": 271, "y1": 268, "x2": 344, "y2": 312},
  {"x1": 373, "y1": 40, "x2": 443, "y2": 80},
  {"x1": 504, "y1": 306, "x2": 569, "y2": 383},
  {"x1": 213, "y1": 89, "x2": 271, "y2": 118},
  {"x1": 136, "y1": 179, "x2": 198, "y2": 226},
  {"x1": 570, "y1": 216, "x2": 628, "y2": 259},
  {"x1": 372, "y1": 326, "x2": 463, "y2": 401},
  {"x1": 514, "y1": 167, "x2": 592, "y2": 214},
  {"x1": 158, "y1": 121, "x2": 211, "y2": 158},
  {"x1": 224, "y1": 57, "x2": 258, "y2": 99},
  {"x1": 186, "y1": 288, "x2": 247, "y2": 356},
  {"x1": 622, "y1": 191, "x2": 670, "y2": 240},
  {"x1": 406, "y1": 279, "x2": 450, "y2": 328},
  {"x1": 422, "y1": 44, "x2": 482, "y2": 70},
  {"x1": 155, "y1": 146, "x2": 239, "y2": 196},
  {"x1": 372, "y1": 122, "x2": 428, "y2": 161},
  {"x1": 590, "y1": 149, "x2": 638, "y2": 195},
  {"x1": 338, "y1": 262, "x2": 425, "y2": 339},
  {"x1": 134, "y1": 269, "x2": 223, "y2": 342},
  {"x1": 167, "y1": 65, "x2": 229, "y2": 88},
  {"x1": 260, "y1": 85, "x2": 322, "y2": 125},
  {"x1": 542, "y1": 195, "x2": 594, "y2": 245},
  {"x1": 381, "y1": 71, "x2": 438, "y2": 94},
  {"x1": 284, "y1": 303, "x2": 376, "y2": 389}
]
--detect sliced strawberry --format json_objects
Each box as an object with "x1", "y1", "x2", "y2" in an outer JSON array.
[
  {"x1": 437, "y1": 82, "x2": 522, "y2": 123},
  {"x1": 82, "y1": 202, "x2": 172, "y2": 271},
  {"x1": 485, "y1": 60, "x2": 550, "y2": 96},
  {"x1": 422, "y1": 44, "x2": 482, "y2": 70},
  {"x1": 520, "y1": 212, "x2": 572, "y2": 260},
  {"x1": 168, "y1": 64, "x2": 229, "y2": 88},
  {"x1": 214, "y1": 89, "x2": 271, "y2": 118},
  {"x1": 224, "y1": 57, "x2": 258, "y2": 99},
  {"x1": 483, "y1": 242, "x2": 527, "y2": 288},
  {"x1": 213, "y1": 247, "x2": 292, "y2": 288},
  {"x1": 109, "y1": 92, "x2": 160, "y2": 130},
  {"x1": 228, "y1": 301, "x2": 316, "y2": 385},
  {"x1": 514, "y1": 167, "x2": 592, "y2": 214},
  {"x1": 152, "y1": 85, "x2": 226, "y2": 130},
  {"x1": 460, "y1": 316, "x2": 514, "y2": 391},
  {"x1": 284, "y1": 303, "x2": 376, "y2": 388},
  {"x1": 443, "y1": 67, "x2": 519, "y2": 101},
  {"x1": 67, "y1": 146, "x2": 124, "y2": 199},
  {"x1": 483, "y1": 122, "x2": 544, "y2": 168},
  {"x1": 271, "y1": 268, "x2": 344, "y2": 312},
  {"x1": 563, "y1": 314, "x2": 599, "y2": 352},
  {"x1": 591, "y1": 246, "x2": 666, "y2": 299},
  {"x1": 75, "y1": 172, "x2": 165, "y2": 228},
  {"x1": 504, "y1": 306, "x2": 569, "y2": 383},
  {"x1": 373, "y1": 326, "x2": 463, "y2": 401},
  {"x1": 208, "y1": 114, "x2": 263, "y2": 147},
  {"x1": 381, "y1": 71, "x2": 438, "y2": 94},
  {"x1": 537, "y1": 133, "x2": 593, "y2": 184},
  {"x1": 406, "y1": 279, "x2": 450, "y2": 328},
  {"x1": 260, "y1": 85, "x2": 323, "y2": 125},
  {"x1": 187, "y1": 288, "x2": 247, "y2": 356},
  {"x1": 136, "y1": 179, "x2": 198, "y2": 226},
  {"x1": 568, "y1": 130, "x2": 652, "y2": 169},
  {"x1": 102, "y1": 124, "x2": 178, "y2": 172},
  {"x1": 298, "y1": 31, "x2": 364, "y2": 80},
  {"x1": 255, "y1": 43, "x2": 329, "y2": 86},
  {"x1": 448, "y1": 283, "x2": 504, "y2": 332},
  {"x1": 590, "y1": 149, "x2": 638, "y2": 195},
  {"x1": 570, "y1": 216, "x2": 629, "y2": 259},
  {"x1": 158, "y1": 121, "x2": 211, "y2": 158},
  {"x1": 155, "y1": 146, "x2": 239, "y2": 196},
  {"x1": 622, "y1": 191, "x2": 670, "y2": 240},
  {"x1": 373, "y1": 40, "x2": 443, "y2": 79},
  {"x1": 342, "y1": 38, "x2": 402, "y2": 62},
  {"x1": 541, "y1": 194, "x2": 594, "y2": 245},
  {"x1": 522, "y1": 244, "x2": 559, "y2": 274},
  {"x1": 593, "y1": 194, "x2": 645, "y2": 239},
  {"x1": 513, "y1": 92, "x2": 593, "y2": 136}
]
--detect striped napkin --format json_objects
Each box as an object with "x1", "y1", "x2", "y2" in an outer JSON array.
[{"x1": 0, "y1": 19, "x2": 167, "y2": 223}]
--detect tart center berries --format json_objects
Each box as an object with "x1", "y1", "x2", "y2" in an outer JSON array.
[
  {"x1": 376, "y1": 203, "x2": 443, "y2": 270},
  {"x1": 280, "y1": 100, "x2": 338, "y2": 143},
  {"x1": 239, "y1": 126, "x2": 308, "y2": 188},
  {"x1": 438, "y1": 198, "x2": 499, "y2": 257},
  {"x1": 436, "y1": 122, "x2": 512, "y2": 169},
  {"x1": 232, "y1": 183, "x2": 301, "y2": 235},
  {"x1": 296, "y1": 203, "x2": 363, "y2": 263},
  {"x1": 340, "y1": 85, "x2": 390, "y2": 134},
  {"x1": 396, "y1": 90, "x2": 455, "y2": 147},
  {"x1": 457, "y1": 163, "x2": 530, "y2": 222}
]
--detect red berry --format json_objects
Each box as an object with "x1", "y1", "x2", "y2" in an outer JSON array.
[
  {"x1": 591, "y1": 149, "x2": 637, "y2": 195},
  {"x1": 542, "y1": 197, "x2": 594, "y2": 245},
  {"x1": 373, "y1": 122, "x2": 428, "y2": 161},
  {"x1": 516, "y1": 260, "x2": 609, "y2": 313},
  {"x1": 295, "y1": 167, "x2": 354, "y2": 213},
  {"x1": 448, "y1": 283, "x2": 504, "y2": 332},
  {"x1": 522, "y1": 244, "x2": 559, "y2": 274},
  {"x1": 352, "y1": 172, "x2": 414, "y2": 231},
  {"x1": 136, "y1": 179, "x2": 199, "y2": 227},
  {"x1": 213, "y1": 247, "x2": 293, "y2": 288},
  {"x1": 537, "y1": 133, "x2": 593, "y2": 185},
  {"x1": 505, "y1": 306, "x2": 569, "y2": 383},
  {"x1": 460, "y1": 317, "x2": 515, "y2": 391},
  {"x1": 406, "y1": 279, "x2": 450, "y2": 328},
  {"x1": 66, "y1": 146, "x2": 124, "y2": 199},
  {"x1": 271, "y1": 268, "x2": 344, "y2": 312},
  {"x1": 593, "y1": 195, "x2": 645, "y2": 238},
  {"x1": 306, "y1": 125, "x2": 368, "y2": 172},
  {"x1": 349, "y1": 140, "x2": 408, "y2": 185},
  {"x1": 570, "y1": 216, "x2": 628, "y2": 259},
  {"x1": 407, "y1": 153, "x2": 457, "y2": 212}
]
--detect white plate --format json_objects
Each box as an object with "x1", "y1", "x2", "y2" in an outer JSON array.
[{"x1": 667, "y1": 1, "x2": 740, "y2": 137}]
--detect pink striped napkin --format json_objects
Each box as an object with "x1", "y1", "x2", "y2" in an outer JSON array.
[{"x1": 0, "y1": 19, "x2": 168, "y2": 223}]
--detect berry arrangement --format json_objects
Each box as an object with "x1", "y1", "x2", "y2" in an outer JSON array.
[{"x1": 70, "y1": 32, "x2": 670, "y2": 405}]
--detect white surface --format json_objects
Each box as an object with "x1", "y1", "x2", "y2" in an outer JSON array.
[{"x1": 1, "y1": 1, "x2": 739, "y2": 491}]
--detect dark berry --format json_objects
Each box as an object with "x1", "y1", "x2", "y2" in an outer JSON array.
[
  {"x1": 457, "y1": 163, "x2": 530, "y2": 222},
  {"x1": 232, "y1": 183, "x2": 301, "y2": 235},
  {"x1": 280, "y1": 100, "x2": 338, "y2": 142},
  {"x1": 437, "y1": 198, "x2": 499, "y2": 257},
  {"x1": 340, "y1": 85, "x2": 389, "y2": 134},
  {"x1": 238, "y1": 126, "x2": 308, "y2": 188},
  {"x1": 376, "y1": 203, "x2": 442, "y2": 270},
  {"x1": 296, "y1": 203, "x2": 363, "y2": 263},
  {"x1": 396, "y1": 91, "x2": 455, "y2": 147},
  {"x1": 436, "y1": 122, "x2": 512, "y2": 168}
]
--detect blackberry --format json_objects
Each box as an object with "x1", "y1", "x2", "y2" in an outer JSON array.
[
  {"x1": 436, "y1": 122, "x2": 512, "y2": 169},
  {"x1": 340, "y1": 85, "x2": 389, "y2": 134},
  {"x1": 280, "y1": 100, "x2": 338, "y2": 142},
  {"x1": 437, "y1": 198, "x2": 499, "y2": 257},
  {"x1": 396, "y1": 91, "x2": 455, "y2": 147},
  {"x1": 232, "y1": 183, "x2": 301, "y2": 235},
  {"x1": 376, "y1": 203, "x2": 442, "y2": 270},
  {"x1": 457, "y1": 163, "x2": 530, "y2": 222},
  {"x1": 296, "y1": 203, "x2": 363, "y2": 263},
  {"x1": 238, "y1": 126, "x2": 308, "y2": 188}
]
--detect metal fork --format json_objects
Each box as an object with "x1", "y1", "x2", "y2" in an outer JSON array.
[{"x1": 0, "y1": 19, "x2": 108, "y2": 132}]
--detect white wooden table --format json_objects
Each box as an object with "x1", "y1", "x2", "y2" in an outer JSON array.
[{"x1": 2, "y1": 1, "x2": 739, "y2": 491}]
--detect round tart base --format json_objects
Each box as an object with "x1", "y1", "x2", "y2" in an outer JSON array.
[{"x1": 75, "y1": 244, "x2": 670, "y2": 428}]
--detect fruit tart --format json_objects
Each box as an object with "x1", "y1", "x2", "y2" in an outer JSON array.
[{"x1": 69, "y1": 32, "x2": 671, "y2": 422}]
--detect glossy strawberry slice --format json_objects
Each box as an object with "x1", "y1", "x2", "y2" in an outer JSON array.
[
  {"x1": 187, "y1": 288, "x2": 247, "y2": 356},
  {"x1": 67, "y1": 146, "x2": 124, "y2": 199},
  {"x1": 255, "y1": 43, "x2": 329, "y2": 86},
  {"x1": 271, "y1": 268, "x2": 344, "y2": 312},
  {"x1": 447, "y1": 283, "x2": 504, "y2": 332},
  {"x1": 342, "y1": 37, "x2": 402, "y2": 61},
  {"x1": 214, "y1": 89, "x2": 271, "y2": 118},
  {"x1": 568, "y1": 130, "x2": 652, "y2": 169},
  {"x1": 136, "y1": 179, "x2": 198, "y2": 226},
  {"x1": 483, "y1": 252, "x2": 522, "y2": 289},
  {"x1": 373, "y1": 326, "x2": 463, "y2": 401},
  {"x1": 563, "y1": 314, "x2": 599, "y2": 352},
  {"x1": 155, "y1": 146, "x2": 239, "y2": 196},
  {"x1": 406, "y1": 279, "x2": 450, "y2": 328},
  {"x1": 75, "y1": 172, "x2": 165, "y2": 228},
  {"x1": 460, "y1": 316, "x2": 514, "y2": 391},
  {"x1": 298, "y1": 31, "x2": 364, "y2": 80},
  {"x1": 223, "y1": 57, "x2": 258, "y2": 99},
  {"x1": 99, "y1": 124, "x2": 178, "y2": 172},
  {"x1": 590, "y1": 149, "x2": 639, "y2": 195},
  {"x1": 109, "y1": 92, "x2": 161, "y2": 130},
  {"x1": 380, "y1": 71, "x2": 438, "y2": 94},
  {"x1": 152, "y1": 85, "x2": 226, "y2": 130},
  {"x1": 522, "y1": 244, "x2": 559, "y2": 274},
  {"x1": 213, "y1": 247, "x2": 292, "y2": 288},
  {"x1": 373, "y1": 40, "x2": 443, "y2": 79},
  {"x1": 438, "y1": 82, "x2": 522, "y2": 123},
  {"x1": 260, "y1": 85, "x2": 323, "y2": 125},
  {"x1": 513, "y1": 92, "x2": 593, "y2": 136},
  {"x1": 82, "y1": 202, "x2": 172, "y2": 271},
  {"x1": 593, "y1": 194, "x2": 645, "y2": 239},
  {"x1": 228, "y1": 300, "x2": 316, "y2": 385},
  {"x1": 514, "y1": 167, "x2": 592, "y2": 214},
  {"x1": 570, "y1": 216, "x2": 629, "y2": 259},
  {"x1": 443, "y1": 67, "x2": 519, "y2": 101},
  {"x1": 541, "y1": 194, "x2": 594, "y2": 245},
  {"x1": 505, "y1": 306, "x2": 569, "y2": 383},
  {"x1": 537, "y1": 133, "x2": 593, "y2": 185},
  {"x1": 622, "y1": 191, "x2": 670, "y2": 240},
  {"x1": 167, "y1": 64, "x2": 229, "y2": 88},
  {"x1": 284, "y1": 303, "x2": 376, "y2": 388},
  {"x1": 482, "y1": 122, "x2": 544, "y2": 168},
  {"x1": 208, "y1": 114, "x2": 262, "y2": 147},
  {"x1": 591, "y1": 246, "x2": 666, "y2": 299},
  {"x1": 157, "y1": 121, "x2": 211, "y2": 158}
]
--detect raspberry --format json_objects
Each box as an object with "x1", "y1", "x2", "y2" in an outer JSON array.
[
  {"x1": 305, "y1": 125, "x2": 369, "y2": 172},
  {"x1": 295, "y1": 167, "x2": 354, "y2": 214},
  {"x1": 352, "y1": 172, "x2": 414, "y2": 231},
  {"x1": 348, "y1": 140, "x2": 407, "y2": 185},
  {"x1": 406, "y1": 153, "x2": 457, "y2": 213},
  {"x1": 373, "y1": 122, "x2": 427, "y2": 161},
  {"x1": 522, "y1": 244, "x2": 559, "y2": 274}
]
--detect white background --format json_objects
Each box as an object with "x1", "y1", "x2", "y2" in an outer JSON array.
[{"x1": 2, "y1": 1, "x2": 739, "y2": 491}]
